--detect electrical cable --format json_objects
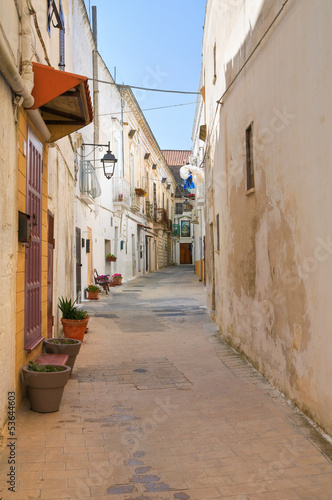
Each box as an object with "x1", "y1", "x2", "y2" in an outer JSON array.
[
  {"x1": 216, "y1": 0, "x2": 289, "y2": 105},
  {"x1": 87, "y1": 77, "x2": 200, "y2": 95},
  {"x1": 99, "y1": 101, "x2": 197, "y2": 117}
]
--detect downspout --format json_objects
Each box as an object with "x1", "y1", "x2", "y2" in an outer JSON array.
[
  {"x1": 92, "y1": 7, "x2": 99, "y2": 148},
  {"x1": 0, "y1": 2, "x2": 51, "y2": 141}
]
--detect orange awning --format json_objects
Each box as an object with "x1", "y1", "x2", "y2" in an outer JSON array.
[{"x1": 29, "y1": 62, "x2": 93, "y2": 142}]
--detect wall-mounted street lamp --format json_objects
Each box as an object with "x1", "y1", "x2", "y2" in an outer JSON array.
[{"x1": 84, "y1": 141, "x2": 118, "y2": 180}]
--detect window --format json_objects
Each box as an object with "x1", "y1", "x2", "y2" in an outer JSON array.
[
  {"x1": 213, "y1": 43, "x2": 217, "y2": 84},
  {"x1": 47, "y1": 0, "x2": 65, "y2": 70},
  {"x1": 176, "y1": 203, "x2": 183, "y2": 215},
  {"x1": 216, "y1": 214, "x2": 220, "y2": 251},
  {"x1": 246, "y1": 123, "x2": 255, "y2": 190}
]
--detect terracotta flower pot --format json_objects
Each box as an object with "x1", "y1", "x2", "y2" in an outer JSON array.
[
  {"x1": 113, "y1": 278, "x2": 122, "y2": 286},
  {"x1": 44, "y1": 338, "x2": 82, "y2": 372},
  {"x1": 61, "y1": 317, "x2": 89, "y2": 342},
  {"x1": 22, "y1": 365, "x2": 71, "y2": 413},
  {"x1": 88, "y1": 290, "x2": 99, "y2": 300},
  {"x1": 106, "y1": 256, "x2": 117, "y2": 262}
]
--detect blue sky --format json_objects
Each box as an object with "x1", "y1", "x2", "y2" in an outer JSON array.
[{"x1": 83, "y1": 1, "x2": 206, "y2": 150}]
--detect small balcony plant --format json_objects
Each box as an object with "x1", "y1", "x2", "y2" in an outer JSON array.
[
  {"x1": 106, "y1": 253, "x2": 117, "y2": 262},
  {"x1": 135, "y1": 187, "x2": 147, "y2": 197}
]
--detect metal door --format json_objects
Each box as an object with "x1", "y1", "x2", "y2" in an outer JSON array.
[
  {"x1": 47, "y1": 212, "x2": 54, "y2": 338},
  {"x1": 75, "y1": 227, "x2": 82, "y2": 296},
  {"x1": 25, "y1": 129, "x2": 43, "y2": 349}
]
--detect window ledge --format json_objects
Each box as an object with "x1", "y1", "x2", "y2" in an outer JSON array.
[
  {"x1": 245, "y1": 187, "x2": 255, "y2": 196},
  {"x1": 25, "y1": 336, "x2": 44, "y2": 353}
]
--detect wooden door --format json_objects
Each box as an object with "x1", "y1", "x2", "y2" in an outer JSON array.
[
  {"x1": 25, "y1": 128, "x2": 43, "y2": 349},
  {"x1": 180, "y1": 243, "x2": 192, "y2": 264}
]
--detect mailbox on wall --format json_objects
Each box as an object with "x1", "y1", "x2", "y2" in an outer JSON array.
[{"x1": 18, "y1": 211, "x2": 31, "y2": 243}]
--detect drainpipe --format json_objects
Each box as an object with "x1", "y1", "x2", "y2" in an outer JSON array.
[{"x1": 0, "y1": 2, "x2": 51, "y2": 141}]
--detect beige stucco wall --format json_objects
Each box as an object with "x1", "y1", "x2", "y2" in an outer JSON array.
[{"x1": 203, "y1": 0, "x2": 332, "y2": 434}]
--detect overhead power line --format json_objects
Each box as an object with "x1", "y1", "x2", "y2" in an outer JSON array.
[
  {"x1": 99, "y1": 101, "x2": 197, "y2": 117},
  {"x1": 87, "y1": 77, "x2": 200, "y2": 95}
]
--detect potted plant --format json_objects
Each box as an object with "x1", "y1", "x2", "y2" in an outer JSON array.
[
  {"x1": 43, "y1": 338, "x2": 82, "y2": 372},
  {"x1": 86, "y1": 283, "x2": 102, "y2": 300},
  {"x1": 135, "y1": 188, "x2": 147, "y2": 197},
  {"x1": 106, "y1": 253, "x2": 117, "y2": 262},
  {"x1": 112, "y1": 273, "x2": 122, "y2": 286},
  {"x1": 58, "y1": 297, "x2": 89, "y2": 342},
  {"x1": 22, "y1": 361, "x2": 71, "y2": 413}
]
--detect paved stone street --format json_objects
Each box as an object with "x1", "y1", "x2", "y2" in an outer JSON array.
[{"x1": 1, "y1": 265, "x2": 332, "y2": 500}]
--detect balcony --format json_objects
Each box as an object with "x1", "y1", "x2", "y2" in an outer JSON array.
[
  {"x1": 154, "y1": 208, "x2": 168, "y2": 226},
  {"x1": 145, "y1": 201, "x2": 154, "y2": 220},
  {"x1": 79, "y1": 161, "x2": 101, "y2": 205},
  {"x1": 113, "y1": 177, "x2": 130, "y2": 207},
  {"x1": 195, "y1": 183, "x2": 205, "y2": 206},
  {"x1": 182, "y1": 202, "x2": 193, "y2": 212},
  {"x1": 130, "y1": 189, "x2": 141, "y2": 212}
]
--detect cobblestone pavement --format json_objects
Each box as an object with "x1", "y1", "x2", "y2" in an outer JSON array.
[{"x1": 1, "y1": 265, "x2": 332, "y2": 500}]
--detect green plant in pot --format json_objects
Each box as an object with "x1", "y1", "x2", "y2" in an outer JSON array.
[
  {"x1": 43, "y1": 338, "x2": 82, "y2": 373},
  {"x1": 22, "y1": 361, "x2": 71, "y2": 413},
  {"x1": 58, "y1": 297, "x2": 89, "y2": 342},
  {"x1": 86, "y1": 283, "x2": 102, "y2": 300}
]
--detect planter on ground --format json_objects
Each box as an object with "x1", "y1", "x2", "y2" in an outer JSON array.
[
  {"x1": 112, "y1": 274, "x2": 122, "y2": 286},
  {"x1": 61, "y1": 317, "x2": 89, "y2": 342},
  {"x1": 58, "y1": 297, "x2": 89, "y2": 342},
  {"x1": 88, "y1": 290, "x2": 99, "y2": 300},
  {"x1": 22, "y1": 363, "x2": 71, "y2": 413},
  {"x1": 43, "y1": 338, "x2": 82, "y2": 372}
]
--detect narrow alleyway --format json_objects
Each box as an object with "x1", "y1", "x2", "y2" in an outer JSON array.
[{"x1": 1, "y1": 266, "x2": 332, "y2": 500}]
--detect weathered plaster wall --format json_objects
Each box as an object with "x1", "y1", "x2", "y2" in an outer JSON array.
[
  {"x1": 0, "y1": 77, "x2": 17, "y2": 432},
  {"x1": 203, "y1": 0, "x2": 332, "y2": 434}
]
